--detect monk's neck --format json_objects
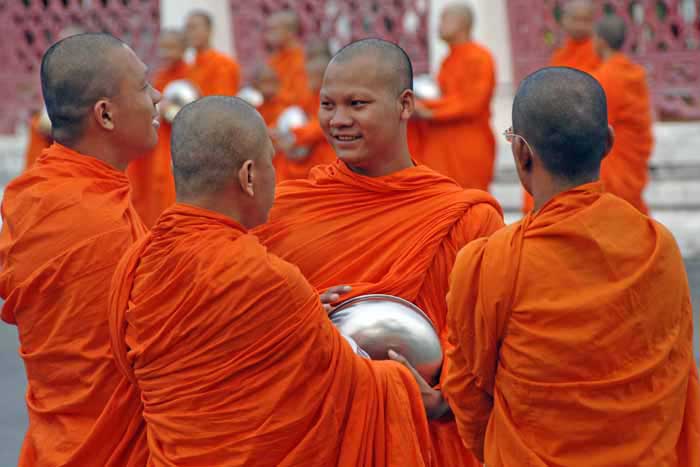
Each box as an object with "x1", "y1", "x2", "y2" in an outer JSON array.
[
  {"x1": 195, "y1": 45, "x2": 210, "y2": 55},
  {"x1": 532, "y1": 175, "x2": 598, "y2": 211},
  {"x1": 177, "y1": 194, "x2": 248, "y2": 228},
  {"x1": 448, "y1": 34, "x2": 471, "y2": 47},
  {"x1": 345, "y1": 150, "x2": 414, "y2": 177},
  {"x1": 63, "y1": 138, "x2": 128, "y2": 171}
]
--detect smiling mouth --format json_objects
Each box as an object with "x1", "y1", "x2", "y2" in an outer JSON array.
[{"x1": 334, "y1": 135, "x2": 361, "y2": 142}]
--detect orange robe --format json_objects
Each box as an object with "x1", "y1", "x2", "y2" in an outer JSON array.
[
  {"x1": 276, "y1": 92, "x2": 335, "y2": 181},
  {"x1": 444, "y1": 182, "x2": 700, "y2": 466},
  {"x1": 594, "y1": 53, "x2": 654, "y2": 214},
  {"x1": 418, "y1": 42, "x2": 496, "y2": 191},
  {"x1": 0, "y1": 143, "x2": 148, "y2": 466},
  {"x1": 254, "y1": 161, "x2": 505, "y2": 467},
  {"x1": 109, "y1": 203, "x2": 434, "y2": 467},
  {"x1": 23, "y1": 113, "x2": 51, "y2": 171},
  {"x1": 523, "y1": 37, "x2": 604, "y2": 212},
  {"x1": 268, "y1": 45, "x2": 309, "y2": 107},
  {"x1": 187, "y1": 48, "x2": 240, "y2": 96},
  {"x1": 257, "y1": 97, "x2": 289, "y2": 179},
  {"x1": 126, "y1": 59, "x2": 188, "y2": 227}
]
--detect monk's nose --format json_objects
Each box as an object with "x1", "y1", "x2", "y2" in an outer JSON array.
[{"x1": 329, "y1": 107, "x2": 352, "y2": 128}]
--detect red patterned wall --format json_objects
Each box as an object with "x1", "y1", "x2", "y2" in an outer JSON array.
[
  {"x1": 230, "y1": 0, "x2": 430, "y2": 83},
  {"x1": 507, "y1": 0, "x2": 700, "y2": 120},
  {"x1": 0, "y1": 0, "x2": 160, "y2": 134}
]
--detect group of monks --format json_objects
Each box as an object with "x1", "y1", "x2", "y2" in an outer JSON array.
[{"x1": 2, "y1": 1, "x2": 698, "y2": 466}]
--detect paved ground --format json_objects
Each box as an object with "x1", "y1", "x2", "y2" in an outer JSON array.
[{"x1": 0, "y1": 262, "x2": 698, "y2": 465}]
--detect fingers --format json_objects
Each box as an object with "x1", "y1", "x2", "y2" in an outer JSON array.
[
  {"x1": 388, "y1": 350, "x2": 428, "y2": 385},
  {"x1": 326, "y1": 285, "x2": 352, "y2": 295}
]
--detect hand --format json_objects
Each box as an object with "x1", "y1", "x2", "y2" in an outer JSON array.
[
  {"x1": 319, "y1": 285, "x2": 352, "y2": 315},
  {"x1": 413, "y1": 103, "x2": 433, "y2": 120},
  {"x1": 388, "y1": 349, "x2": 450, "y2": 420}
]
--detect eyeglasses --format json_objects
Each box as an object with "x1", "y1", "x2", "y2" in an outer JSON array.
[{"x1": 503, "y1": 127, "x2": 534, "y2": 154}]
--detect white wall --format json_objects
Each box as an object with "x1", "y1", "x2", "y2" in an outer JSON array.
[
  {"x1": 429, "y1": 0, "x2": 513, "y2": 86},
  {"x1": 160, "y1": 0, "x2": 235, "y2": 57}
]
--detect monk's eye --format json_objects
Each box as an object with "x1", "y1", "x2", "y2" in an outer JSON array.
[
  {"x1": 351, "y1": 100, "x2": 367, "y2": 107},
  {"x1": 320, "y1": 101, "x2": 333, "y2": 109}
]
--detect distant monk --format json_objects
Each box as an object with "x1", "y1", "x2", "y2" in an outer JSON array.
[
  {"x1": 127, "y1": 29, "x2": 187, "y2": 227},
  {"x1": 252, "y1": 63, "x2": 285, "y2": 127},
  {"x1": 108, "y1": 96, "x2": 434, "y2": 466},
  {"x1": 593, "y1": 15, "x2": 654, "y2": 213},
  {"x1": 444, "y1": 67, "x2": 700, "y2": 466},
  {"x1": 185, "y1": 10, "x2": 240, "y2": 96},
  {"x1": 550, "y1": 0, "x2": 601, "y2": 72},
  {"x1": 22, "y1": 25, "x2": 84, "y2": 171},
  {"x1": 273, "y1": 51, "x2": 336, "y2": 181},
  {"x1": 0, "y1": 33, "x2": 160, "y2": 466},
  {"x1": 265, "y1": 10, "x2": 309, "y2": 107},
  {"x1": 414, "y1": 3, "x2": 496, "y2": 191},
  {"x1": 524, "y1": 0, "x2": 602, "y2": 212},
  {"x1": 255, "y1": 38, "x2": 504, "y2": 467}
]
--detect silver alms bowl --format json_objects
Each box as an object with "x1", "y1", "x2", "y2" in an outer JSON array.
[
  {"x1": 331, "y1": 294, "x2": 443, "y2": 384},
  {"x1": 160, "y1": 80, "x2": 200, "y2": 122},
  {"x1": 413, "y1": 74, "x2": 441, "y2": 100}
]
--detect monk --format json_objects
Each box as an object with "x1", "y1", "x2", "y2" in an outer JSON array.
[
  {"x1": 254, "y1": 38, "x2": 504, "y2": 467},
  {"x1": 0, "y1": 33, "x2": 160, "y2": 466},
  {"x1": 265, "y1": 10, "x2": 309, "y2": 107},
  {"x1": 523, "y1": 0, "x2": 602, "y2": 212},
  {"x1": 253, "y1": 63, "x2": 286, "y2": 126},
  {"x1": 414, "y1": 3, "x2": 496, "y2": 191},
  {"x1": 593, "y1": 15, "x2": 654, "y2": 213},
  {"x1": 185, "y1": 10, "x2": 240, "y2": 96},
  {"x1": 550, "y1": 0, "x2": 601, "y2": 72},
  {"x1": 273, "y1": 52, "x2": 336, "y2": 181},
  {"x1": 126, "y1": 29, "x2": 188, "y2": 227},
  {"x1": 443, "y1": 67, "x2": 700, "y2": 466},
  {"x1": 108, "y1": 96, "x2": 434, "y2": 466},
  {"x1": 22, "y1": 26, "x2": 85, "y2": 170}
]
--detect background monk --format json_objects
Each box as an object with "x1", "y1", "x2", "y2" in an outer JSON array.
[
  {"x1": 524, "y1": 0, "x2": 602, "y2": 211},
  {"x1": 127, "y1": 29, "x2": 187, "y2": 227},
  {"x1": 185, "y1": 10, "x2": 240, "y2": 96},
  {"x1": 252, "y1": 63, "x2": 285, "y2": 126},
  {"x1": 414, "y1": 3, "x2": 496, "y2": 191},
  {"x1": 108, "y1": 96, "x2": 434, "y2": 467},
  {"x1": 593, "y1": 15, "x2": 654, "y2": 213},
  {"x1": 254, "y1": 38, "x2": 504, "y2": 467},
  {"x1": 22, "y1": 25, "x2": 85, "y2": 171},
  {"x1": 444, "y1": 67, "x2": 700, "y2": 466},
  {"x1": 273, "y1": 52, "x2": 336, "y2": 181},
  {"x1": 551, "y1": 0, "x2": 601, "y2": 72},
  {"x1": 0, "y1": 33, "x2": 160, "y2": 466},
  {"x1": 265, "y1": 10, "x2": 309, "y2": 107}
]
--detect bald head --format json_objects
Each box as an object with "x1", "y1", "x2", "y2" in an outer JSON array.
[
  {"x1": 41, "y1": 33, "x2": 127, "y2": 145},
  {"x1": 444, "y1": 2, "x2": 474, "y2": 29},
  {"x1": 513, "y1": 67, "x2": 608, "y2": 181},
  {"x1": 562, "y1": 0, "x2": 595, "y2": 40},
  {"x1": 267, "y1": 10, "x2": 300, "y2": 34},
  {"x1": 330, "y1": 38, "x2": 413, "y2": 95},
  {"x1": 596, "y1": 15, "x2": 627, "y2": 50},
  {"x1": 171, "y1": 96, "x2": 270, "y2": 198}
]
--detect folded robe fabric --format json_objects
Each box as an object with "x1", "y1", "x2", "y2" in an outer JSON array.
[
  {"x1": 254, "y1": 160, "x2": 504, "y2": 466},
  {"x1": 445, "y1": 182, "x2": 700, "y2": 466},
  {"x1": 0, "y1": 143, "x2": 148, "y2": 466},
  {"x1": 109, "y1": 203, "x2": 435, "y2": 467}
]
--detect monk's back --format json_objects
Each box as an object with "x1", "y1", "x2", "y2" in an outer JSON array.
[{"x1": 499, "y1": 192, "x2": 691, "y2": 465}]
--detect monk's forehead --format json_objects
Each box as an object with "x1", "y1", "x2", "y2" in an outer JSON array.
[
  {"x1": 327, "y1": 52, "x2": 395, "y2": 83},
  {"x1": 565, "y1": 0, "x2": 594, "y2": 15}
]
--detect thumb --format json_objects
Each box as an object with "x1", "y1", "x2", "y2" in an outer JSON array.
[{"x1": 388, "y1": 349, "x2": 408, "y2": 365}]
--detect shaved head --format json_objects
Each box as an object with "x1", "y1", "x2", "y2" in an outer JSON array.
[
  {"x1": 564, "y1": 0, "x2": 594, "y2": 15},
  {"x1": 331, "y1": 38, "x2": 413, "y2": 95},
  {"x1": 444, "y1": 2, "x2": 474, "y2": 29},
  {"x1": 562, "y1": 0, "x2": 595, "y2": 40},
  {"x1": 171, "y1": 96, "x2": 270, "y2": 198},
  {"x1": 267, "y1": 10, "x2": 300, "y2": 34},
  {"x1": 188, "y1": 10, "x2": 213, "y2": 29},
  {"x1": 513, "y1": 67, "x2": 608, "y2": 182},
  {"x1": 40, "y1": 33, "x2": 127, "y2": 145},
  {"x1": 596, "y1": 15, "x2": 627, "y2": 50}
]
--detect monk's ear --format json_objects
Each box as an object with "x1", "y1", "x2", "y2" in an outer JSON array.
[
  {"x1": 238, "y1": 160, "x2": 255, "y2": 197},
  {"x1": 399, "y1": 89, "x2": 415, "y2": 121},
  {"x1": 601, "y1": 124, "x2": 615, "y2": 160},
  {"x1": 94, "y1": 99, "x2": 114, "y2": 131}
]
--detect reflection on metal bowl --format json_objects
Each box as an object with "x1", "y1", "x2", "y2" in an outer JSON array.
[
  {"x1": 37, "y1": 106, "x2": 52, "y2": 137},
  {"x1": 160, "y1": 80, "x2": 200, "y2": 123},
  {"x1": 276, "y1": 106, "x2": 308, "y2": 134},
  {"x1": 413, "y1": 74, "x2": 441, "y2": 100},
  {"x1": 330, "y1": 294, "x2": 443, "y2": 384},
  {"x1": 236, "y1": 86, "x2": 264, "y2": 108}
]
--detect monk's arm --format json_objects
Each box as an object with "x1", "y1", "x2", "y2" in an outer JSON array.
[
  {"x1": 442, "y1": 240, "x2": 499, "y2": 462},
  {"x1": 422, "y1": 56, "x2": 494, "y2": 121}
]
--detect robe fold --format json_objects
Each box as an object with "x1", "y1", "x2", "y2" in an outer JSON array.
[
  {"x1": 445, "y1": 181, "x2": 700, "y2": 466},
  {"x1": 187, "y1": 49, "x2": 240, "y2": 97},
  {"x1": 417, "y1": 42, "x2": 496, "y2": 191},
  {"x1": 0, "y1": 143, "x2": 148, "y2": 466},
  {"x1": 127, "y1": 59, "x2": 188, "y2": 227},
  {"x1": 109, "y1": 203, "x2": 434, "y2": 467},
  {"x1": 254, "y1": 160, "x2": 504, "y2": 467}
]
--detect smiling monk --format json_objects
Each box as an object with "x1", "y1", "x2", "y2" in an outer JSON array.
[{"x1": 254, "y1": 38, "x2": 504, "y2": 467}]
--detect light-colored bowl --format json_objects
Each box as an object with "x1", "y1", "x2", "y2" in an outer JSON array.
[{"x1": 414, "y1": 74, "x2": 441, "y2": 100}]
